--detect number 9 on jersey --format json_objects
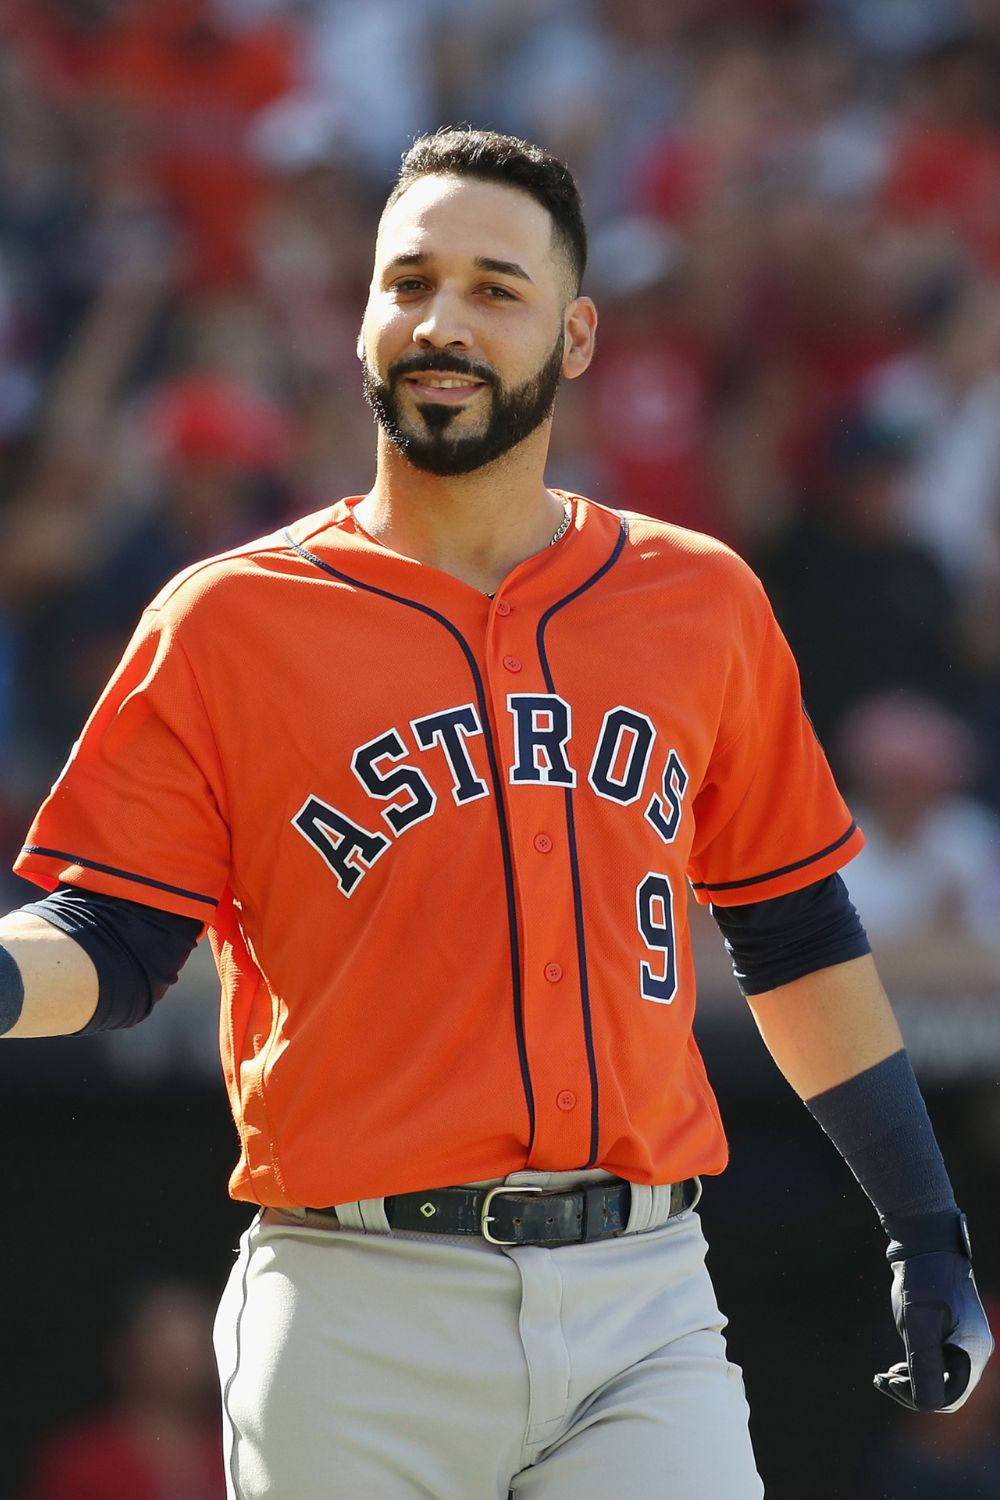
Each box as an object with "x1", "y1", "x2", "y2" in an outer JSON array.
[{"x1": 636, "y1": 873, "x2": 677, "y2": 1004}]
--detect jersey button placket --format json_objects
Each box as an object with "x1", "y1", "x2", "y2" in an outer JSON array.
[{"x1": 487, "y1": 608, "x2": 590, "y2": 1167}]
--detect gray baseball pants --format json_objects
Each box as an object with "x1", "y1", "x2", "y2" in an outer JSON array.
[{"x1": 214, "y1": 1173, "x2": 764, "y2": 1499}]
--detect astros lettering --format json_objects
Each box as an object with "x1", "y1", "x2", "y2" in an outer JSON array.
[{"x1": 293, "y1": 696, "x2": 689, "y2": 898}]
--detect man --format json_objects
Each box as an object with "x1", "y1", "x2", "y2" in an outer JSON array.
[{"x1": 3, "y1": 129, "x2": 992, "y2": 1499}]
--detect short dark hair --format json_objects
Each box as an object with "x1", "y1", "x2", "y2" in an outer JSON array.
[{"x1": 384, "y1": 127, "x2": 587, "y2": 295}]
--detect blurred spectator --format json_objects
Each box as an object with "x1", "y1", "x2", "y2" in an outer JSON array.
[
  {"x1": 5, "y1": 2, "x2": 128, "y2": 105},
  {"x1": 636, "y1": 28, "x2": 789, "y2": 233},
  {"x1": 98, "y1": 0, "x2": 298, "y2": 288},
  {"x1": 825, "y1": 0, "x2": 976, "y2": 56},
  {"x1": 864, "y1": 278, "x2": 1000, "y2": 589},
  {"x1": 21, "y1": 1280, "x2": 226, "y2": 1500},
  {"x1": 297, "y1": 0, "x2": 450, "y2": 180},
  {"x1": 146, "y1": 369, "x2": 296, "y2": 476},
  {"x1": 469, "y1": 0, "x2": 693, "y2": 219},
  {"x1": 0, "y1": 257, "x2": 40, "y2": 445},
  {"x1": 247, "y1": 91, "x2": 373, "y2": 334},
  {"x1": 755, "y1": 412, "x2": 961, "y2": 748},
  {"x1": 8, "y1": 368, "x2": 297, "y2": 790},
  {"x1": 880, "y1": 31, "x2": 1000, "y2": 274},
  {"x1": 777, "y1": 26, "x2": 893, "y2": 203},
  {"x1": 585, "y1": 216, "x2": 727, "y2": 534},
  {"x1": 965, "y1": 574, "x2": 1000, "y2": 812},
  {"x1": 246, "y1": 95, "x2": 378, "y2": 499},
  {"x1": 0, "y1": 41, "x2": 95, "y2": 393},
  {"x1": 838, "y1": 691, "x2": 1000, "y2": 983},
  {"x1": 634, "y1": 25, "x2": 907, "y2": 503}
]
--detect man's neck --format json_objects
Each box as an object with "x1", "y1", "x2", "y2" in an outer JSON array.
[{"x1": 355, "y1": 434, "x2": 568, "y2": 596}]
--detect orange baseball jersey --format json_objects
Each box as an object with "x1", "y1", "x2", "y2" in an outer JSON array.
[{"x1": 16, "y1": 494, "x2": 863, "y2": 1209}]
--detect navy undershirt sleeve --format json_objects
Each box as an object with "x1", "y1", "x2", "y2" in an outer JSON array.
[
  {"x1": 22, "y1": 885, "x2": 202, "y2": 1033},
  {"x1": 711, "y1": 872, "x2": 871, "y2": 995}
]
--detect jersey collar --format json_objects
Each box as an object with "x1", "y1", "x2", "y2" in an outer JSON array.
[{"x1": 283, "y1": 493, "x2": 628, "y2": 620}]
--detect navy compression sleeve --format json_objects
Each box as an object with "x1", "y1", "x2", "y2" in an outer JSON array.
[
  {"x1": 805, "y1": 1049, "x2": 960, "y2": 1250},
  {"x1": 21, "y1": 885, "x2": 201, "y2": 1033},
  {"x1": 711, "y1": 873, "x2": 871, "y2": 995}
]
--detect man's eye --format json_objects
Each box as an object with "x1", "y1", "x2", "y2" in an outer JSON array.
[
  {"x1": 483, "y1": 285, "x2": 516, "y2": 300},
  {"x1": 392, "y1": 279, "x2": 426, "y2": 294}
]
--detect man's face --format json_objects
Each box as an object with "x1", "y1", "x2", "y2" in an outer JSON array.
[{"x1": 359, "y1": 174, "x2": 577, "y2": 476}]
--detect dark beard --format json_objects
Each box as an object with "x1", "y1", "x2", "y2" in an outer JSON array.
[{"x1": 361, "y1": 333, "x2": 565, "y2": 477}]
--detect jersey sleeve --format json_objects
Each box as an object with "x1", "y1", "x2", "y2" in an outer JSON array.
[
  {"x1": 687, "y1": 567, "x2": 863, "y2": 906},
  {"x1": 15, "y1": 603, "x2": 230, "y2": 923}
]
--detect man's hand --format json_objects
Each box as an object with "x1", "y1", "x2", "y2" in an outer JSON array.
[{"x1": 875, "y1": 1234, "x2": 994, "y2": 1413}]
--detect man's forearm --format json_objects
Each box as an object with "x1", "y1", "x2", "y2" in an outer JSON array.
[
  {"x1": 0, "y1": 912, "x2": 99, "y2": 1037},
  {"x1": 747, "y1": 950, "x2": 957, "y2": 1231},
  {"x1": 749, "y1": 950, "x2": 994, "y2": 1412},
  {"x1": 744, "y1": 952, "x2": 904, "y2": 1099}
]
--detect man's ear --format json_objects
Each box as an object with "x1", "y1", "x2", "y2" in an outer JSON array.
[{"x1": 562, "y1": 297, "x2": 598, "y2": 381}]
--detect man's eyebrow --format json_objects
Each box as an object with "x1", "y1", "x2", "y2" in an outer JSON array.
[
  {"x1": 383, "y1": 253, "x2": 429, "y2": 273},
  {"x1": 381, "y1": 252, "x2": 534, "y2": 284},
  {"x1": 474, "y1": 256, "x2": 534, "y2": 284}
]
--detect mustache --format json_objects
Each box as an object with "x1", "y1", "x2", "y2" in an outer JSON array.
[{"x1": 388, "y1": 351, "x2": 497, "y2": 387}]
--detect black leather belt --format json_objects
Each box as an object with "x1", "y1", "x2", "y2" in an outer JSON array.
[{"x1": 311, "y1": 1178, "x2": 697, "y2": 1246}]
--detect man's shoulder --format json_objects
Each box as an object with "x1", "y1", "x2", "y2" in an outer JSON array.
[
  {"x1": 144, "y1": 504, "x2": 350, "y2": 623},
  {"x1": 585, "y1": 496, "x2": 763, "y2": 594}
]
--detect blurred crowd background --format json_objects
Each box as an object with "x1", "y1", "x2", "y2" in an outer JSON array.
[{"x1": 2, "y1": 1, "x2": 999, "y2": 1497}]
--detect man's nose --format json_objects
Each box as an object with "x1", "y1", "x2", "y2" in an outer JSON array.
[{"x1": 412, "y1": 290, "x2": 473, "y2": 350}]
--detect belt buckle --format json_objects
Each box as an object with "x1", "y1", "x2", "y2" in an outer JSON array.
[{"x1": 480, "y1": 1184, "x2": 545, "y2": 1245}]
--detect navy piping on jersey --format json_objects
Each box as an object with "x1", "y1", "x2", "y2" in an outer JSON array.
[
  {"x1": 281, "y1": 528, "x2": 535, "y2": 1151},
  {"x1": 536, "y1": 512, "x2": 629, "y2": 1168},
  {"x1": 690, "y1": 821, "x2": 859, "y2": 895},
  {"x1": 19, "y1": 846, "x2": 217, "y2": 906}
]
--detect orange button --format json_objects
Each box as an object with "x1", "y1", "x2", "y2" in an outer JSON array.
[
  {"x1": 503, "y1": 655, "x2": 522, "y2": 673},
  {"x1": 544, "y1": 962, "x2": 563, "y2": 983},
  {"x1": 495, "y1": 599, "x2": 512, "y2": 617},
  {"x1": 533, "y1": 833, "x2": 553, "y2": 854},
  {"x1": 556, "y1": 1090, "x2": 576, "y2": 1111}
]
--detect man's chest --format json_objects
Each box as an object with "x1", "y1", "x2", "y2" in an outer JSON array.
[{"x1": 198, "y1": 591, "x2": 726, "y2": 916}]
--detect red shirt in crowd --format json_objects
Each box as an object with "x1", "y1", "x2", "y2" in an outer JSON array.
[{"x1": 24, "y1": 1416, "x2": 226, "y2": 1500}]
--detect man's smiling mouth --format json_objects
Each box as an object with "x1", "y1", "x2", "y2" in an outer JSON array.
[{"x1": 404, "y1": 373, "x2": 488, "y2": 402}]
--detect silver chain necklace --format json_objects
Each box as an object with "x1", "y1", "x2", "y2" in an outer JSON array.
[{"x1": 547, "y1": 500, "x2": 572, "y2": 547}]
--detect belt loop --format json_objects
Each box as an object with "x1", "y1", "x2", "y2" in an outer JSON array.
[
  {"x1": 332, "y1": 1198, "x2": 392, "y2": 1233},
  {"x1": 648, "y1": 1183, "x2": 676, "y2": 1229},
  {"x1": 625, "y1": 1182, "x2": 694, "y2": 1234},
  {"x1": 359, "y1": 1196, "x2": 391, "y2": 1233},
  {"x1": 625, "y1": 1182, "x2": 655, "y2": 1234},
  {"x1": 331, "y1": 1200, "x2": 366, "y2": 1231}
]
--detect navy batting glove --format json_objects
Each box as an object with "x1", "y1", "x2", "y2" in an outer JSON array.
[{"x1": 874, "y1": 1214, "x2": 994, "y2": 1413}]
